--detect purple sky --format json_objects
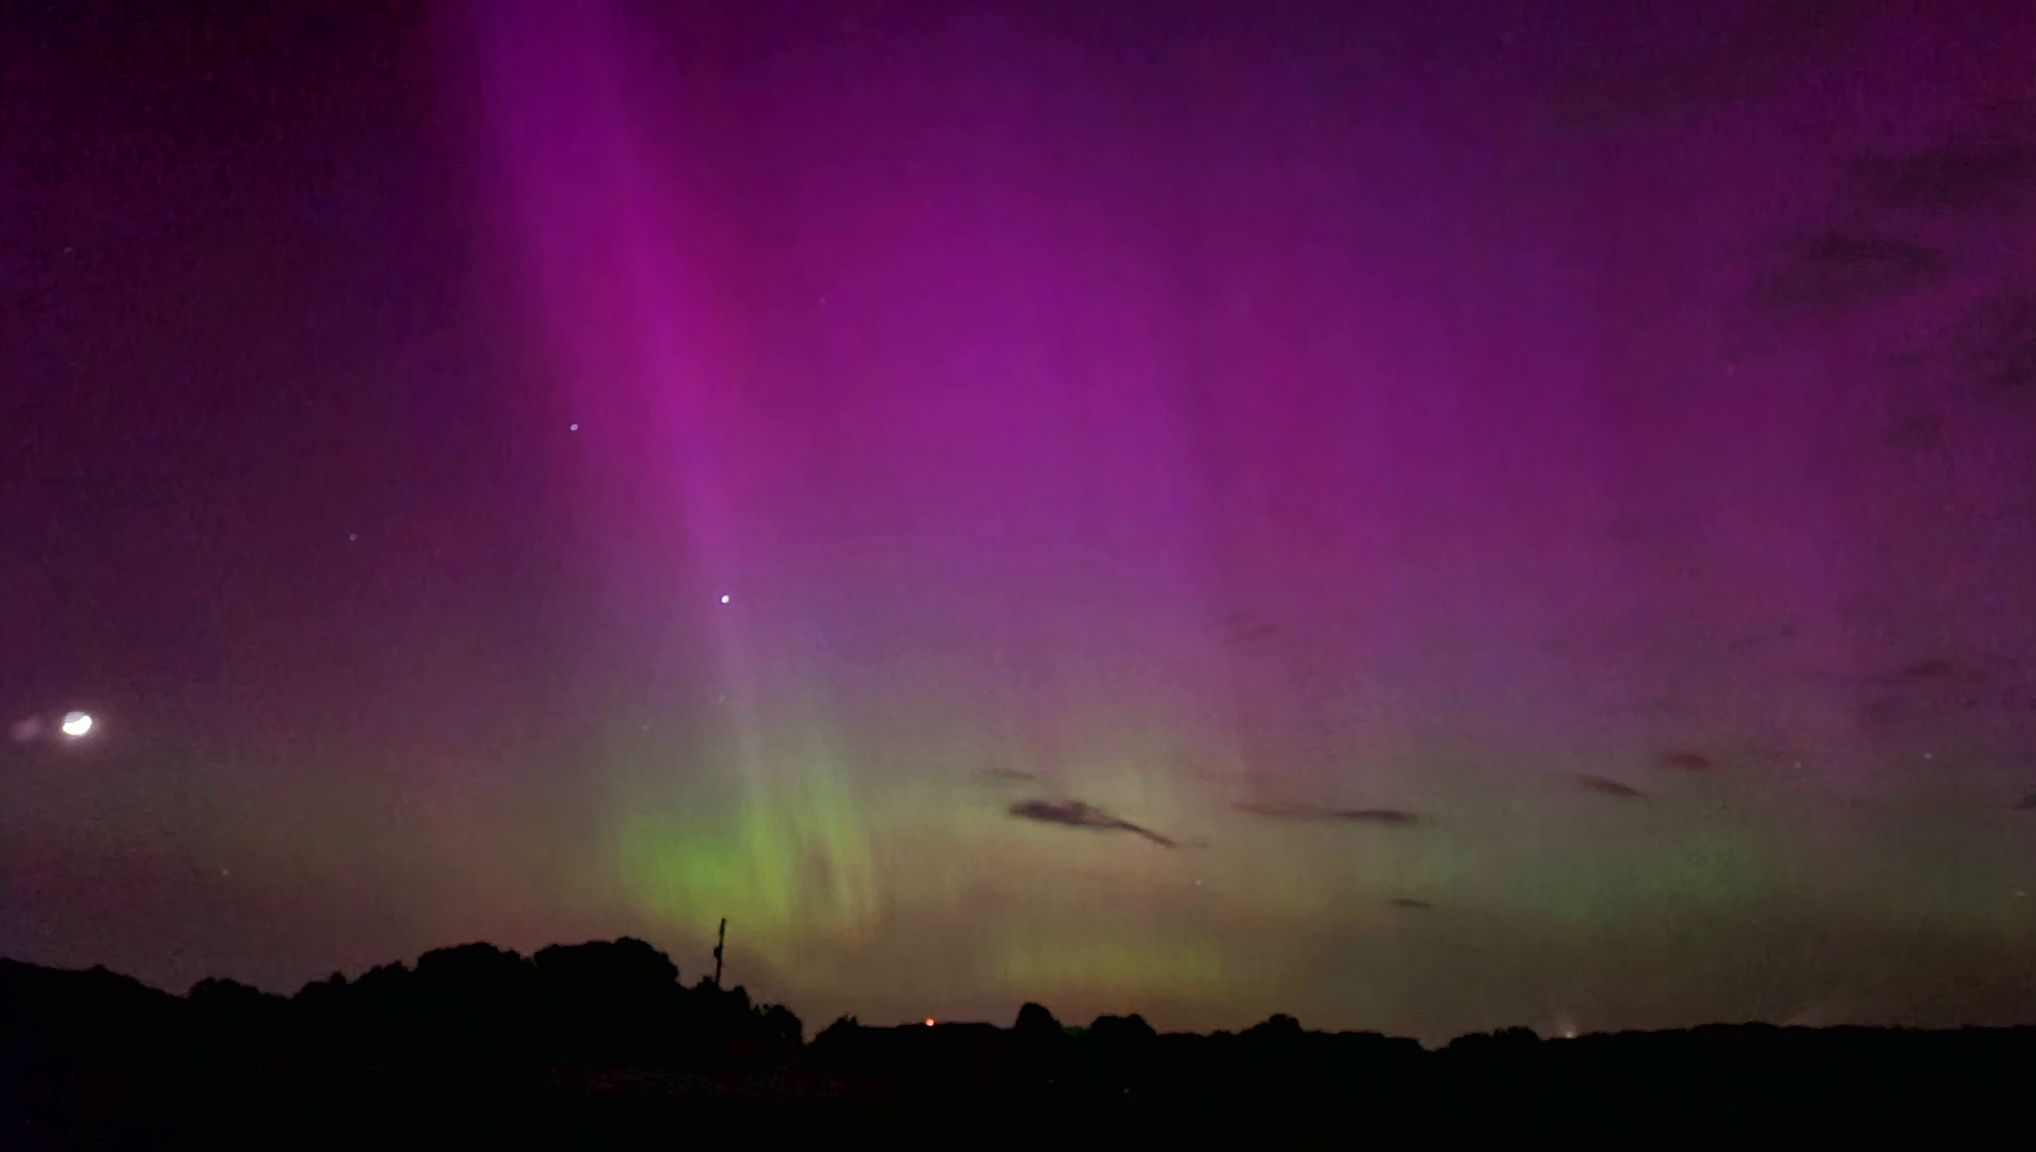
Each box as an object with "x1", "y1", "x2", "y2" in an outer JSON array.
[{"x1": 6, "y1": 0, "x2": 2036, "y2": 1040}]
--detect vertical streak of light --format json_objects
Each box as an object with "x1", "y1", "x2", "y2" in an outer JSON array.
[{"x1": 469, "y1": 0, "x2": 765, "y2": 762}]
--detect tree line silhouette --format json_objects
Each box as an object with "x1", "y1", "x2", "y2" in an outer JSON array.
[{"x1": 6, "y1": 937, "x2": 2036, "y2": 1142}]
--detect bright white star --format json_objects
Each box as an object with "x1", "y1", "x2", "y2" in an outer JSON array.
[{"x1": 60, "y1": 711, "x2": 94, "y2": 738}]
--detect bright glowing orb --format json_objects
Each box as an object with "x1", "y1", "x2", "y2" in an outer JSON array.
[
  {"x1": 60, "y1": 711, "x2": 93, "y2": 738},
  {"x1": 923, "y1": 1017, "x2": 936, "y2": 1027},
  {"x1": 719, "y1": 594, "x2": 731, "y2": 604}
]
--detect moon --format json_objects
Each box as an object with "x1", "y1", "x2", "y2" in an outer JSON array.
[{"x1": 60, "y1": 711, "x2": 94, "y2": 738}]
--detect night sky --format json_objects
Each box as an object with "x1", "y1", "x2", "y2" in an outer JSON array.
[{"x1": 7, "y1": 0, "x2": 2036, "y2": 1042}]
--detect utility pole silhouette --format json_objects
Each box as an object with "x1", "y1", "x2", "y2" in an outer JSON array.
[{"x1": 712, "y1": 917, "x2": 726, "y2": 988}]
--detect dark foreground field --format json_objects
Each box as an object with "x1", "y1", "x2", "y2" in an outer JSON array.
[{"x1": 7, "y1": 940, "x2": 2033, "y2": 1144}]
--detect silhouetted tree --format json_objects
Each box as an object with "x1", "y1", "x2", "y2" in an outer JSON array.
[
  {"x1": 534, "y1": 938, "x2": 683, "y2": 1064},
  {"x1": 13, "y1": 943, "x2": 2036, "y2": 1138},
  {"x1": 1242, "y1": 1013, "x2": 1304, "y2": 1041},
  {"x1": 1014, "y1": 1001, "x2": 1062, "y2": 1038},
  {"x1": 759, "y1": 1002, "x2": 803, "y2": 1047},
  {"x1": 1087, "y1": 1013, "x2": 1157, "y2": 1045}
]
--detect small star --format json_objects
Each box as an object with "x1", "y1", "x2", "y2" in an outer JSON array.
[
  {"x1": 219, "y1": 868, "x2": 231, "y2": 878},
  {"x1": 347, "y1": 532, "x2": 358, "y2": 543},
  {"x1": 719, "y1": 593, "x2": 731, "y2": 604},
  {"x1": 568, "y1": 422, "x2": 580, "y2": 432},
  {"x1": 1922, "y1": 751, "x2": 1934, "y2": 760}
]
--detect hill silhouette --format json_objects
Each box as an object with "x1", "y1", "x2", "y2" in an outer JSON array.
[{"x1": 6, "y1": 940, "x2": 2036, "y2": 1142}]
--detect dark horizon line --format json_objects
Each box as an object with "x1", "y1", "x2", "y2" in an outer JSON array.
[{"x1": 10, "y1": 942, "x2": 2033, "y2": 1049}]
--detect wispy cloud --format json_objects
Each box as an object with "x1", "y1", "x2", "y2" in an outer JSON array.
[
  {"x1": 1547, "y1": 0, "x2": 1875, "y2": 129},
  {"x1": 1233, "y1": 801, "x2": 1425, "y2": 827},
  {"x1": 1895, "y1": 659, "x2": 1956, "y2": 681},
  {"x1": 980, "y1": 767, "x2": 1039, "y2": 783},
  {"x1": 1956, "y1": 290, "x2": 2036, "y2": 394},
  {"x1": 1858, "y1": 140, "x2": 2036, "y2": 214},
  {"x1": 1725, "y1": 621, "x2": 1801, "y2": 654},
  {"x1": 1214, "y1": 610, "x2": 1280, "y2": 649},
  {"x1": 1750, "y1": 230, "x2": 1944, "y2": 318},
  {"x1": 1748, "y1": 103, "x2": 2036, "y2": 402},
  {"x1": 1577, "y1": 774, "x2": 1648, "y2": 800},
  {"x1": 1657, "y1": 750, "x2": 1715, "y2": 771},
  {"x1": 1340, "y1": 807, "x2": 1424, "y2": 826},
  {"x1": 1008, "y1": 800, "x2": 1177, "y2": 848}
]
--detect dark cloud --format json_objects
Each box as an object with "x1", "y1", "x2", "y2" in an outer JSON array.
[
  {"x1": 1881, "y1": 411, "x2": 1946, "y2": 456},
  {"x1": 1577, "y1": 774, "x2": 1648, "y2": 800},
  {"x1": 1956, "y1": 290, "x2": 2036, "y2": 394},
  {"x1": 1864, "y1": 109, "x2": 2036, "y2": 215},
  {"x1": 1340, "y1": 807, "x2": 1424, "y2": 826},
  {"x1": 1215, "y1": 611, "x2": 1280, "y2": 649},
  {"x1": 1895, "y1": 659, "x2": 1956, "y2": 682},
  {"x1": 1387, "y1": 897, "x2": 1435, "y2": 912},
  {"x1": 1864, "y1": 144, "x2": 2027, "y2": 214},
  {"x1": 1233, "y1": 801, "x2": 1311, "y2": 820},
  {"x1": 1548, "y1": 0, "x2": 1879, "y2": 128},
  {"x1": 1832, "y1": 655, "x2": 2025, "y2": 690},
  {"x1": 1957, "y1": 687, "x2": 2036, "y2": 714},
  {"x1": 1008, "y1": 800, "x2": 1177, "y2": 848},
  {"x1": 1726, "y1": 622, "x2": 1801, "y2": 654},
  {"x1": 1657, "y1": 750, "x2": 1715, "y2": 772},
  {"x1": 1862, "y1": 657, "x2": 2019, "y2": 712},
  {"x1": 1750, "y1": 230, "x2": 1944, "y2": 318},
  {"x1": 1233, "y1": 801, "x2": 1425, "y2": 827},
  {"x1": 1758, "y1": 103, "x2": 2036, "y2": 400}
]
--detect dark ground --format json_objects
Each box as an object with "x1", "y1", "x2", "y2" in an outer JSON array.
[{"x1": 6, "y1": 941, "x2": 2032, "y2": 1145}]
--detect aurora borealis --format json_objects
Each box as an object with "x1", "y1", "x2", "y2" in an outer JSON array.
[{"x1": 6, "y1": 0, "x2": 2036, "y2": 1042}]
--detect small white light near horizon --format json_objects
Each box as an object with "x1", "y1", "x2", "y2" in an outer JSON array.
[
  {"x1": 719, "y1": 593, "x2": 731, "y2": 605},
  {"x1": 60, "y1": 711, "x2": 94, "y2": 738},
  {"x1": 923, "y1": 1017, "x2": 936, "y2": 1027}
]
